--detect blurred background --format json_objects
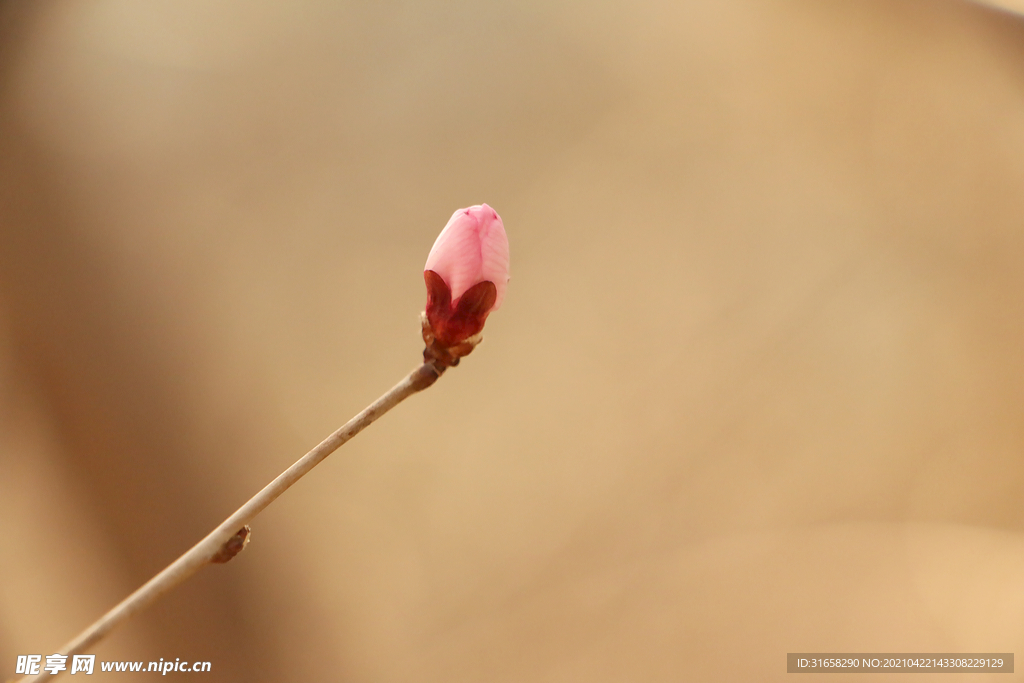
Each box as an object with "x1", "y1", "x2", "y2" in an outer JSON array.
[{"x1": 1, "y1": 0, "x2": 1024, "y2": 680}]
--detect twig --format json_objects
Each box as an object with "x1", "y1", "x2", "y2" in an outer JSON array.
[{"x1": 20, "y1": 361, "x2": 444, "y2": 683}]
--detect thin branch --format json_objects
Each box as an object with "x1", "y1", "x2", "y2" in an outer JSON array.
[{"x1": 20, "y1": 361, "x2": 444, "y2": 683}]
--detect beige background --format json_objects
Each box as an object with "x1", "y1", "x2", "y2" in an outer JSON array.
[{"x1": 1, "y1": 0, "x2": 1023, "y2": 681}]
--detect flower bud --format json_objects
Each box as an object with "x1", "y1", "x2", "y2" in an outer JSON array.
[{"x1": 422, "y1": 204, "x2": 509, "y2": 366}]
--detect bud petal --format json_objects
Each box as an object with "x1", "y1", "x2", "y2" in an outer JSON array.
[{"x1": 425, "y1": 204, "x2": 509, "y2": 311}]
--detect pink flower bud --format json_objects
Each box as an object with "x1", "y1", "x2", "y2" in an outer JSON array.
[{"x1": 422, "y1": 204, "x2": 509, "y2": 365}]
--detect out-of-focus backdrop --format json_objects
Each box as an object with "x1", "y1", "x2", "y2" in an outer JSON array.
[{"x1": 1, "y1": 1, "x2": 1023, "y2": 681}]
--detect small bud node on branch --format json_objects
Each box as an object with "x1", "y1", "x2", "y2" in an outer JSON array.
[{"x1": 210, "y1": 525, "x2": 251, "y2": 564}]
